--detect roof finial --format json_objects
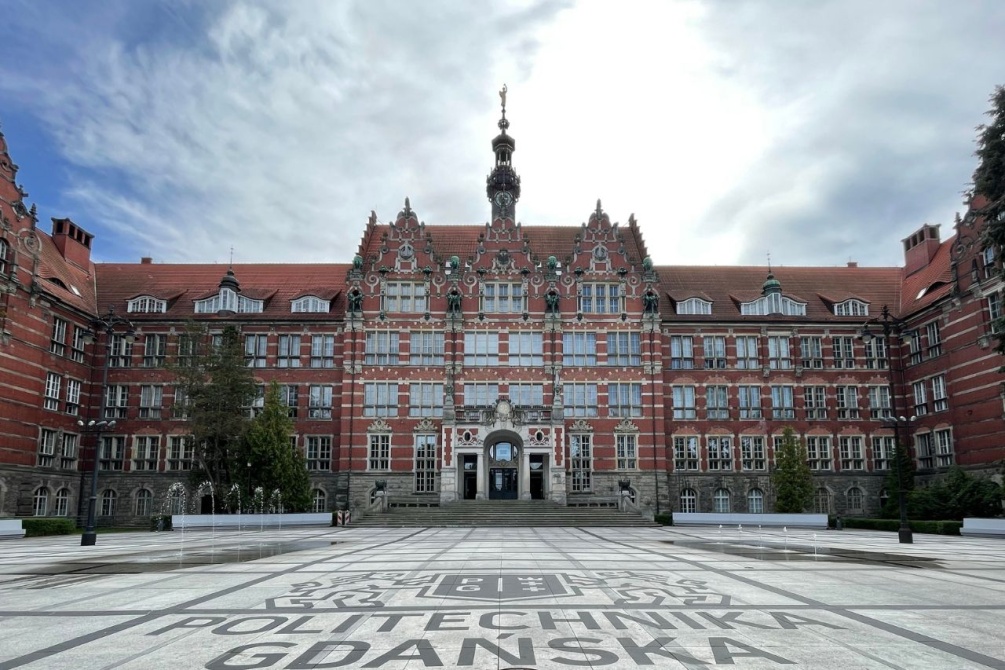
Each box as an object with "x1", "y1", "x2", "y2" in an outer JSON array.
[
  {"x1": 767, "y1": 251, "x2": 772, "y2": 274},
  {"x1": 229, "y1": 246, "x2": 234, "y2": 268},
  {"x1": 498, "y1": 84, "x2": 509, "y2": 132}
]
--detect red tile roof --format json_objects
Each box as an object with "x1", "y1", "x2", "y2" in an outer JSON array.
[{"x1": 899, "y1": 237, "x2": 955, "y2": 315}]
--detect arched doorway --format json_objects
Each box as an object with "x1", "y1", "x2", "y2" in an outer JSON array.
[{"x1": 486, "y1": 431, "x2": 523, "y2": 500}]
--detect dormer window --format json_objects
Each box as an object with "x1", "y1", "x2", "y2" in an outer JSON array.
[
  {"x1": 676, "y1": 297, "x2": 712, "y2": 315},
  {"x1": 834, "y1": 299, "x2": 868, "y2": 317},
  {"x1": 292, "y1": 296, "x2": 330, "y2": 313},
  {"x1": 127, "y1": 296, "x2": 167, "y2": 314},
  {"x1": 194, "y1": 288, "x2": 263, "y2": 314},
  {"x1": 740, "y1": 294, "x2": 807, "y2": 316}
]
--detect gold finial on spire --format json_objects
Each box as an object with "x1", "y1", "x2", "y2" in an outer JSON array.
[{"x1": 499, "y1": 84, "x2": 508, "y2": 117}]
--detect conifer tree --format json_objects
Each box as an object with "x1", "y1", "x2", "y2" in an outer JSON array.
[
  {"x1": 771, "y1": 427, "x2": 814, "y2": 513},
  {"x1": 244, "y1": 382, "x2": 312, "y2": 512},
  {"x1": 975, "y1": 86, "x2": 1005, "y2": 351}
]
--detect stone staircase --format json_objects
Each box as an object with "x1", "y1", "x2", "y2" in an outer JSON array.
[{"x1": 350, "y1": 499, "x2": 658, "y2": 528}]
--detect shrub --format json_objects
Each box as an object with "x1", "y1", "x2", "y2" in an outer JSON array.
[
  {"x1": 653, "y1": 513, "x2": 673, "y2": 526},
  {"x1": 841, "y1": 518, "x2": 961, "y2": 535},
  {"x1": 21, "y1": 518, "x2": 76, "y2": 537},
  {"x1": 908, "y1": 467, "x2": 1003, "y2": 520},
  {"x1": 150, "y1": 515, "x2": 173, "y2": 532}
]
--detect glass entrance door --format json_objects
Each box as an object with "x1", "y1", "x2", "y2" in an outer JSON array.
[{"x1": 489, "y1": 468, "x2": 518, "y2": 499}]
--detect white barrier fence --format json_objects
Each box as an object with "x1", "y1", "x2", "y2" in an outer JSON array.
[
  {"x1": 171, "y1": 513, "x2": 332, "y2": 530},
  {"x1": 672, "y1": 512, "x2": 829, "y2": 529},
  {"x1": 0, "y1": 519, "x2": 26, "y2": 539},
  {"x1": 961, "y1": 518, "x2": 1005, "y2": 538}
]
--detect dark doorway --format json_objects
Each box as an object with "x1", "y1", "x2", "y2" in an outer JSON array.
[
  {"x1": 489, "y1": 468, "x2": 518, "y2": 500},
  {"x1": 200, "y1": 495, "x2": 214, "y2": 514},
  {"x1": 530, "y1": 454, "x2": 545, "y2": 499},
  {"x1": 463, "y1": 455, "x2": 478, "y2": 500}
]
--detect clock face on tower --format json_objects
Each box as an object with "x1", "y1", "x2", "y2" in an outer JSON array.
[{"x1": 494, "y1": 191, "x2": 513, "y2": 210}]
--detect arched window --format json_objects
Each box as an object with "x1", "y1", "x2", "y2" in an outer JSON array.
[
  {"x1": 135, "y1": 489, "x2": 153, "y2": 517},
  {"x1": 747, "y1": 488, "x2": 764, "y2": 514},
  {"x1": 713, "y1": 488, "x2": 731, "y2": 513},
  {"x1": 846, "y1": 487, "x2": 864, "y2": 513},
  {"x1": 100, "y1": 490, "x2": 117, "y2": 517},
  {"x1": 311, "y1": 489, "x2": 327, "y2": 513},
  {"x1": 169, "y1": 488, "x2": 186, "y2": 515},
  {"x1": 32, "y1": 487, "x2": 49, "y2": 517},
  {"x1": 679, "y1": 488, "x2": 697, "y2": 513},
  {"x1": 813, "y1": 487, "x2": 832, "y2": 514},
  {"x1": 54, "y1": 488, "x2": 71, "y2": 517}
]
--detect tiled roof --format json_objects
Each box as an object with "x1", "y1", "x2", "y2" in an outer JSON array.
[
  {"x1": 900, "y1": 237, "x2": 955, "y2": 315},
  {"x1": 36, "y1": 232, "x2": 98, "y2": 314}
]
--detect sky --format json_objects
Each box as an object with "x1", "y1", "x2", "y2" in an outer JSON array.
[{"x1": 1, "y1": 0, "x2": 1004, "y2": 268}]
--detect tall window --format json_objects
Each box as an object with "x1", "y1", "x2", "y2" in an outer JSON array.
[
  {"x1": 767, "y1": 336, "x2": 791, "y2": 369},
  {"x1": 409, "y1": 383, "x2": 444, "y2": 417},
  {"x1": 99, "y1": 436, "x2": 126, "y2": 471},
  {"x1": 311, "y1": 489, "x2": 327, "y2": 513},
  {"x1": 306, "y1": 436, "x2": 332, "y2": 471},
  {"x1": 679, "y1": 488, "x2": 697, "y2": 513},
  {"x1": 836, "y1": 386, "x2": 860, "y2": 419},
  {"x1": 735, "y1": 336, "x2": 759, "y2": 369},
  {"x1": 100, "y1": 490, "x2": 118, "y2": 517},
  {"x1": 0, "y1": 239, "x2": 9, "y2": 276},
  {"x1": 483, "y1": 282, "x2": 524, "y2": 313},
  {"x1": 672, "y1": 385, "x2": 696, "y2": 420},
  {"x1": 167, "y1": 436, "x2": 194, "y2": 470},
  {"x1": 737, "y1": 386, "x2": 761, "y2": 419},
  {"x1": 872, "y1": 436, "x2": 895, "y2": 471},
  {"x1": 982, "y1": 246, "x2": 997, "y2": 278},
  {"x1": 135, "y1": 489, "x2": 154, "y2": 516},
  {"x1": 707, "y1": 436, "x2": 732, "y2": 471},
  {"x1": 925, "y1": 321, "x2": 943, "y2": 358},
  {"x1": 912, "y1": 381, "x2": 928, "y2": 416},
  {"x1": 747, "y1": 488, "x2": 764, "y2": 514},
  {"x1": 71, "y1": 326, "x2": 87, "y2": 363},
  {"x1": 60, "y1": 433, "x2": 78, "y2": 469},
  {"x1": 616, "y1": 434, "x2": 637, "y2": 469},
  {"x1": 246, "y1": 385, "x2": 265, "y2": 418},
  {"x1": 988, "y1": 292, "x2": 1003, "y2": 332},
  {"x1": 364, "y1": 383, "x2": 398, "y2": 417},
  {"x1": 934, "y1": 428, "x2": 954, "y2": 467},
  {"x1": 607, "y1": 332, "x2": 641, "y2": 366},
  {"x1": 463, "y1": 383, "x2": 499, "y2": 407},
  {"x1": 510, "y1": 383, "x2": 544, "y2": 406},
  {"x1": 770, "y1": 385, "x2": 795, "y2": 419},
  {"x1": 673, "y1": 436, "x2": 699, "y2": 471},
  {"x1": 308, "y1": 384, "x2": 333, "y2": 419},
  {"x1": 44, "y1": 372, "x2": 61, "y2": 411},
  {"x1": 368, "y1": 434, "x2": 390, "y2": 470},
  {"x1": 832, "y1": 336, "x2": 855, "y2": 369},
  {"x1": 54, "y1": 488, "x2": 70, "y2": 516},
  {"x1": 105, "y1": 385, "x2": 129, "y2": 419},
  {"x1": 143, "y1": 334, "x2": 167, "y2": 367},
  {"x1": 365, "y1": 331, "x2": 400, "y2": 365},
  {"x1": 800, "y1": 336, "x2": 823, "y2": 368},
  {"x1": 133, "y1": 436, "x2": 160, "y2": 471},
  {"x1": 509, "y1": 332, "x2": 543, "y2": 366},
  {"x1": 916, "y1": 432, "x2": 935, "y2": 469},
  {"x1": 563, "y1": 332, "x2": 596, "y2": 366},
  {"x1": 33, "y1": 487, "x2": 49, "y2": 516},
  {"x1": 706, "y1": 385, "x2": 728, "y2": 420},
  {"x1": 580, "y1": 283, "x2": 622, "y2": 313},
  {"x1": 670, "y1": 336, "x2": 694, "y2": 369},
  {"x1": 139, "y1": 385, "x2": 163, "y2": 419},
  {"x1": 846, "y1": 487, "x2": 864, "y2": 513},
  {"x1": 564, "y1": 383, "x2": 598, "y2": 417},
  {"x1": 384, "y1": 282, "x2": 426, "y2": 313},
  {"x1": 109, "y1": 334, "x2": 133, "y2": 367},
  {"x1": 868, "y1": 386, "x2": 891, "y2": 419},
  {"x1": 278, "y1": 335, "x2": 301, "y2": 368},
  {"x1": 50, "y1": 318, "x2": 67, "y2": 356},
  {"x1": 464, "y1": 332, "x2": 499, "y2": 366},
  {"x1": 907, "y1": 331, "x2": 923, "y2": 365},
  {"x1": 806, "y1": 436, "x2": 832, "y2": 471},
  {"x1": 38, "y1": 429, "x2": 57, "y2": 467},
  {"x1": 610, "y1": 383, "x2": 643, "y2": 418},
  {"x1": 703, "y1": 335, "x2": 727, "y2": 369},
  {"x1": 713, "y1": 488, "x2": 730, "y2": 513},
  {"x1": 931, "y1": 375, "x2": 948, "y2": 412},
  {"x1": 814, "y1": 488, "x2": 832, "y2": 514},
  {"x1": 310, "y1": 334, "x2": 335, "y2": 368},
  {"x1": 414, "y1": 435, "x2": 437, "y2": 493},
  {"x1": 281, "y1": 385, "x2": 299, "y2": 417},
  {"x1": 569, "y1": 434, "x2": 592, "y2": 492},
  {"x1": 410, "y1": 331, "x2": 444, "y2": 366},
  {"x1": 804, "y1": 386, "x2": 827, "y2": 419},
  {"x1": 839, "y1": 436, "x2": 864, "y2": 470},
  {"x1": 864, "y1": 337, "x2": 887, "y2": 370},
  {"x1": 740, "y1": 436, "x2": 765, "y2": 470}
]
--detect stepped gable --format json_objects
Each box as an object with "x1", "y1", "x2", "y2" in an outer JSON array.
[
  {"x1": 95, "y1": 262, "x2": 351, "y2": 320},
  {"x1": 657, "y1": 264, "x2": 901, "y2": 321}
]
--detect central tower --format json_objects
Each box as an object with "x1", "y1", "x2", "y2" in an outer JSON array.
[{"x1": 486, "y1": 84, "x2": 521, "y2": 221}]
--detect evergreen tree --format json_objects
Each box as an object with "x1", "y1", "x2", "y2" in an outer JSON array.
[
  {"x1": 771, "y1": 427, "x2": 814, "y2": 513},
  {"x1": 880, "y1": 441, "x2": 916, "y2": 518},
  {"x1": 974, "y1": 86, "x2": 1005, "y2": 351},
  {"x1": 244, "y1": 382, "x2": 312, "y2": 512}
]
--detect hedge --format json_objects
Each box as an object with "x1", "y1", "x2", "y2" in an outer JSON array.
[
  {"x1": 842, "y1": 518, "x2": 961, "y2": 535},
  {"x1": 21, "y1": 518, "x2": 76, "y2": 537},
  {"x1": 150, "y1": 515, "x2": 173, "y2": 531},
  {"x1": 653, "y1": 513, "x2": 673, "y2": 526}
]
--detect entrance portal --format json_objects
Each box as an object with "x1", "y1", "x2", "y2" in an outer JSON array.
[{"x1": 489, "y1": 468, "x2": 518, "y2": 499}]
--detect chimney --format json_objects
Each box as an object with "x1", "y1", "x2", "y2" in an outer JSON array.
[
  {"x1": 902, "y1": 224, "x2": 941, "y2": 276},
  {"x1": 846, "y1": 261, "x2": 858, "y2": 268},
  {"x1": 50, "y1": 218, "x2": 93, "y2": 269},
  {"x1": 141, "y1": 257, "x2": 152, "y2": 264}
]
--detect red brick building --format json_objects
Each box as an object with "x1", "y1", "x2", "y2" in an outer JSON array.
[{"x1": 0, "y1": 110, "x2": 1002, "y2": 524}]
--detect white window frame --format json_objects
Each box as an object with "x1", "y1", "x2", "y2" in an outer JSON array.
[
  {"x1": 676, "y1": 297, "x2": 712, "y2": 315},
  {"x1": 673, "y1": 435, "x2": 699, "y2": 471},
  {"x1": 931, "y1": 375, "x2": 948, "y2": 412},
  {"x1": 839, "y1": 436, "x2": 864, "y2": 471},
  {"x1": 563, "y1": 332, "x2": 596, "y2": 366},
  {"x1": 580, "y1": 283, "x2": 622, "y2": 314},
  {"x1": 132, "y1": 436, "x2": 160, "y2": 471},
  {"x1": 306, "y1": 436, "x2": 332, "y2": 471},
  {"x1": 703, "y1": 335, "x2": 727, "y2": 369},
  {"x1": 308, "y1": 384, "x2": 333, "y2": 419},
  {"x1": 707, "y1": 436, "x2": 733, "y2": 471},
  {"x1": 310, "y1": 334, "x2": 335, "y2": 368},
  {"x1": 607, "y1": 332, "x2": 641, "y2": 366},
  {"x1": 616, "y1": 433, "x2": 637, "y2": 470},
  {"x1": 670, "y1": 335, "x2": 694, "y2": 369},
  {"x1": 291, "y1": 295, "x2": 330, "y2": 313},
  {"x1": 671, "y1": 385, "x2": 696, "y2": 420},
  {"x1": 364, "y1": 382, "x2": 398, "y2": 417},
  {"x1": 384, "y1": 282, "x2": 427, "y2": 313},
  {"x1": 483, "y1": 282, "x2": 525, "y2": 313},
  {"x1": 410, "y1": 331, "x2": 444, "y2": 366},
  {"x1": 834, "y1": 299, "x2": 869, "y2": 316},
  {"x1": 569, "y1": 434, "x2": 593, "y2": 492},
  {"x1": 509, "y1": 332, "x2": 543, "y2": 366},
  {"x1": 564, "y1": 383, "x2": 599, "y2": 417},
  {"x1": 806, "y1": 436, "x2": 832, "y2": 471},
  {"x1": 368, "y1": 433, "x2": 390, "y2": 471},
  {"x1": 767, "y1": 336, "x2": 791, "y2": 369},
  {"x1": 735, "y1": 336, "x2": 759, "y2": 369},
  {"x1": 127, "y1": 296, "x2": 166, "y2": 313},
  {"x1": 610, "y1": 382, "x2": 643, "y2": 418},
  {"x1": 278, "y1": 334, "x2": 302, "y2": 368},
  {"x1": 365, "y1": 331, "x2": 400, "y2": 365},
  {"x1": 414, "y1": 434, "x2": 437, "y2": 493},
  {"x1": 740, "y1": 436, "x2": 765, "y2": 471},
  {"x1": 44, "y1": 372, "x2": 61, "y2": 411},
  {"x1": 409, "y1": 383, "x2": 444, "y2": 417}
]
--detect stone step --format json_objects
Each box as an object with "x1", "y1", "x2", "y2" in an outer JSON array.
[{"x1": 353, "y1": 499, "x2": 658, "y2": 527}]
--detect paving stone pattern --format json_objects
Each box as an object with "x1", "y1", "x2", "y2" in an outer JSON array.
[{"x1": 0, "y1": 526, "x2": 1004, "y2": 669}]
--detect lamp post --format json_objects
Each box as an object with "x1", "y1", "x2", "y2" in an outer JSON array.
[
  {"x1": 859, "y1": 305, "x2": 914, "y2": 544},
  {"x1": 80, "y1": 307, "x2": 135, "y2": 546}
]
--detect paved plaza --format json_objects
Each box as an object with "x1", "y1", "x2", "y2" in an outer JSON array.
[{"x1": 0, "y1": 525, "x2": 1004, "y2": 669}]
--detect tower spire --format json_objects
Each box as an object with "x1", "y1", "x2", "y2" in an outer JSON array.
[{"x1": 487, "y1": 85, "x2": 521, "y2": 220}]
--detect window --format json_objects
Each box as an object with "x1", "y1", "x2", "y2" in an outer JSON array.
[
  {"x1": 365, "y1": 331, "x2": 400, "y2": 365},
  {"x1": 368, "y1": 434, "x2": 390, "y2": 470},
  {"x1": 670, "y1": 336, "x2": 694, "y2": 369},
  {"x1": 133, "y1": 436, "x2": 160, "y2": 471},
  {"x1": 167, "y1": 437, "x2": 194, "y2": 470},
  {"x1": 306, "y1": 436, "x2": 332, "y2": 471},
  {"x1": 0, "y1": 238, "x2": 9, "y2": 275},
  {"x1": 834, "y1": 300, "x2": 869, "y2": 316},
  {"x1": 463, "y1": 383, "x2": 499, "y2": 407},
  {"x1": 241, "y1": 333, "x2": 267, "y2": 368},
  {"x1": 747, "y1": 488, "x2": 764, "y2": 514},
  {"x1": 292, "y1": 296, "x2": 329, "y2": 313},
  {"x1": 172, "y1": 387, "x2": 188, "y2": 419},
  {"x1": 982, "y1": 246, "x2": 997, "y2": 279},
  {"x1": 414, "y1": 435, "x2": 437, "y2": 493},
  {"x1": 800, "y1": 336, "x2": 823, "y2": 369},
  {"x1": 483, "y1": 282, "x2": 524, "y2": 313},
  {"x1": 679, "y1": 488, "x2": 697, "y2": 513},
  {"x1": 580, "y1": 283, "x2": 622, "y2": 314},
  {"x1": 311, "y1": 489, "x2": 327, "y2": 513},
  {"x1": 864, "y1": 337, "x2": 887, "y2": 370},
  {"x1": 510, "y1": 383, "x2": 544, "y2": 407},
  {"x1": 989, "y1": 292, "x2": 1003, "y2": 333},
  {"x1": 464, "y1": 332, "x2": 499, "y2": 366},
  {"x1": 861, "y1": 385, "x2": 890, "y2": 420},
  {"x1": 872, "y1": 436, "x2": 896, "y2": 471},
  {"x1": 143, "y1": 334, "x2": 167, "y2": 367},
  {"x1": 54, "y1": 488, "x2": 70, "y2": 517},
  {"x1": 832, "y1": 336, "x2": 855, "y2": 369},
  {"x1": 676, "y1": 298, "x2": 712, "y2": 315},
  {"x1": 167, "y1": 487, "x2": 186, "y2": 515},
  {"x1": 33, "y1": 487, "x2": 49, "y2": 516},
  {"x1": 384, "y1": 282, "x2": 426, "y2": 313},
  {"x1": 916, "y1": 432, "x2": 935, "y2": 469},
  {"x1": 846, "y1": 487, "x2": 864, "y2": 512},
  {"x1": 308, "y1": 385, "x2": 333, "y2": 419},
  {"x1": 607, "y1": 332, "x2": 641, "y2": 366},
  {"x1": 740, "y1": 294, "x2": 807, "y2": 316},
  {"x1": 735, "y1": 336, "x2": 759, "y2": 369},
  {"x1": 564, "y1": 383, "x2": 599, "y2": 417},
  {"x1": 195, "y1": 289, "x2": 263, "y2": 314},
  {"x1": 672, "y1": 385, "x2": 696, "y2": 420},
  {"x1": 814, "y1": 488, "x2": 831, "y2": 514},
  {"x1": 135, "y1": 489, "x2": 154, "y2": 516},
  {"x1": 610, "y1": 383, "x2": 643, "y2": 418},
  {"x1": 310, "y1": 334, "x2": 335, "y2": 368},
  {"x1": 616, "y1": 434, "x2": 637, "y2": 469},
  {"x1": 409, "y1": 383, "x2": 444, "y2": 417},
  {"x1": 176, "y1": 334, "x2": 196, "y2": 367},
  {"x1": 364, "y1": 382, "x2": 398, "y2": 417},
  {"x1": 44, "y1": 372, "x2": 61, "y2": 411},
  {"x1": 836, "y1": 386, "x2": 860, "y2": 419},
  {"x1": 245, "y1": 385, "x2": 265, "y2": 418},
  {"x1": 127, "y1": 296, "x2": 166, "y2": 313},
  {"x1": 71, "y1": 326, "x2": 87, "y2": 363},
  {"x1": 673, "y1": 436, "x2": 699, "y2": 471},
  {"x1": 804, "y1": 386, "x2": 827, "y2": 420},
  {"x1": 281, "y1": 385, "x2": 299, "y2": 418},
  {"x1": 60, "y1": 433, "x2": 78, "y2": 469},
  {"x1": 839, "y1": 436, "x2": 864, "y2": 470},
  {"x1": 109, "y1": 334, "x2": 133, "y2": 367},
  {"x1": 806, "y1": 436, "x2": 832, "y2": 471},
  {"x1": 50, "y1": 317, "x2": 67, "y2": 356},
  {"x1": 934, "y1": 428, "x2": 954, "y2": 467},
  {"x1": 907, "y1": 331, "x2": 923, "y2": 365},
  {"x1": 569, "y1": 434, "x2": 593, "y2": 492},
  {"x1": 737, "y1": 386, "x2": 761, "y2": 419},
  {"x1": 912, "y1": 381, "x2": 928, "y2": 416},
  {"x1": 703, "y1": 335, "x2": 726, "y2": 369},
  {"x1": 38, "y1": 429, "x2": 57, "y2": 467},
  {"x1": 931, "y1": 375, "x2": 948, "y2": 412},
  {"x1": 925, "y1": 321, "x2": 942, "y2": 358},
  {"x1": 740, "y1": 436, "x2": 765, "y2": 470},
  {"x1": 100, "y1": 436, "x2": 126, "y2": 471},
  {"x1": 139, "y1": 385, "x2": 163, "y2": 419},
  {"x1": 707, "y1": 436, "x2": 732, "y2": 471},
  {"x1": 706, "y1": 385, "x2": 728, "y2": 420},
  {"x1": 100, "y1": 490, "x2": 117, "y2": 517},
  {"x1": 410, "y1": 331, "x2": 444, "y2": 366},
  {"x1": 713, "y1": 488, "x2": 731, "y2": 513},
  {"x1": 768, "y1": 336, "x2": 792, "y2": 369},
  {"x1": 563, "y1": 332, "x2": 596, "y2": 366},
  {"x1": 509, "y1": 332, "x2": 543, "y2": 366},
  {"x1": 278, "y1": 334, "x2": 301, "y2": 367},
  {"x1": 771, "y1": 385, "x2": 795, "y2": 419}
]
